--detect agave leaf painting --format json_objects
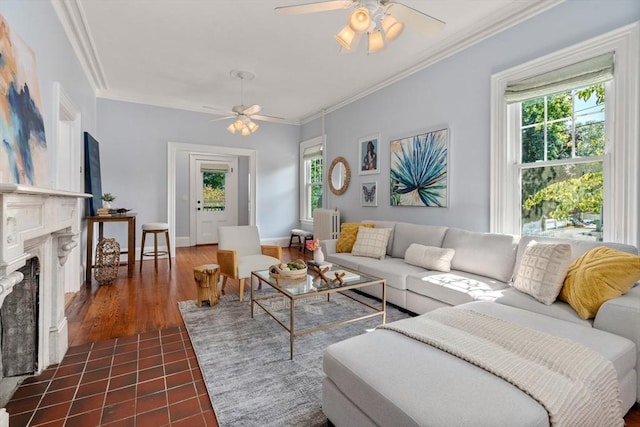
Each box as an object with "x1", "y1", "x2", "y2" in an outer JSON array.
[
  {"x1": 0, "y1": 14, "x2": 48, "y2": 186},
  {"x1": 390, "y1": 128, "x2": 448, "y2": 207}
]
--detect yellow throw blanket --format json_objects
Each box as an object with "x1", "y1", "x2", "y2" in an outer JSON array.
[{"x1": 378, "y1": 308, "x2": 623, "y2": 427}]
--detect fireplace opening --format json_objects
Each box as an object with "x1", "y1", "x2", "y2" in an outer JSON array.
[{"x1": 0, "y1": 258, "x2": 39, "y2": 378}]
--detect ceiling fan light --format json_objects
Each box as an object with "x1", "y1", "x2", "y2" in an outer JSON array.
[
  {"x1": 382, "y1": 15, "x2": 404, "y2": 41},
  {"x1": 226, "y1": 123, "x2": 236, "y2": 134},
  {"x1": 247, "y1": 121, "x2": 259, "y2": 132},
  {"x1": 241, "y1": 126, "x2": 251, "y2": 136},
  {"x1": 335, "y1": 25, "x2": 355, "y2": 50},
  {"x1": 368, "y1": 31, "x2": 385, "y2": 54},
  {"x1": 233, "y1": 120, "x2": 244, "y2": 131},
  {"x1": 348, "y1": 7, "x2": 370, "y2": 33}
]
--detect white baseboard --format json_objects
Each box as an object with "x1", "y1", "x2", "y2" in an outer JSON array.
[{"x1": 175, "y1": 236, "x2": 191, "y2": 247}]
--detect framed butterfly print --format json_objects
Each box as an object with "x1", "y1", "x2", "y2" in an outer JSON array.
[{"x1": 361, "y1": 181, "x2": 378, "y2": 207}]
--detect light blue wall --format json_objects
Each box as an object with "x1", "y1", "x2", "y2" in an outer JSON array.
[
  {"x1": 1, "y1": 1, "x2": 97, "y2": 186},
  {"x1": 303, "y1": 0, "x2": 640, "y2": 232},
  {"x1": 96, "y1": 99, "x2": 300, "y2": 244}
]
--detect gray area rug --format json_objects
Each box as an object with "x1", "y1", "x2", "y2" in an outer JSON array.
[{"x1": 178, "y1": 289, "x2": 410, "y2": 427}]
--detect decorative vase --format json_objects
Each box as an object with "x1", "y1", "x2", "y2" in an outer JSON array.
[
  {"x1": 103, "y1": 201, "x2": 112, "y2": 209},
  {"x1": 313, "y1": 248, "x2": 325, "y2": 264}
]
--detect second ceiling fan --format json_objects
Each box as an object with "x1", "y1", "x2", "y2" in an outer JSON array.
[
  {"x1": 208, "y1": 70, "x2": 282, "y2": 136},
  {"x1": 275, "y1": 0, "x2": 445, "y2": 54}
]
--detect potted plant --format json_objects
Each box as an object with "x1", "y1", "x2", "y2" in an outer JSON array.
[{"x1": 101, "y1": 192, "x2": 116, "y2": 209}]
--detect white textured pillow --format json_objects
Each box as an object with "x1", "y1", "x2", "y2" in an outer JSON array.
[
  {"x1": 513, "y1": 241, "x2": 572, "y2": 305},
  {"x1": 351, "y1": 227, "x2": 392, "y2": 259},
  {"x1": 404, "y1": 244, "x2": 455, "y2": 272}
]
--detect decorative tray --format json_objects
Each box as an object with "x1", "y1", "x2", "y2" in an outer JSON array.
[{"x1": 269, "y1": 260, "x2": 308, "y2": 280}]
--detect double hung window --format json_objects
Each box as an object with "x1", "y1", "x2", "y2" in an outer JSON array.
[
  {"x1": 299, "y1": 136, "x2": 325, "y2": 223},
  {"x1": 491, "y1": 24, "x2": 639, "y2": 245}
]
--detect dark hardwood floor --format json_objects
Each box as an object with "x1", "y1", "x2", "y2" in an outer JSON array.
[{"x1": 64, "y1": 245, "x2": 639, "y2": 425}]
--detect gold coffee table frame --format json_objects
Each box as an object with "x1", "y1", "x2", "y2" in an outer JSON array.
[{"x1": 251, "y1": 266, "x2": 386, "y2": 359}]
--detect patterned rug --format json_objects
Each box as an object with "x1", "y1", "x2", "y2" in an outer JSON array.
[{"x1": 178, "y1": 289, "x2": 410, "y2": 427}]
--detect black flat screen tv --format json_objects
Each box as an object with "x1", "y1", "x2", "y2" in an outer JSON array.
[{"x1": 84, "y1": 132, "x2": 103, "y2": 216}]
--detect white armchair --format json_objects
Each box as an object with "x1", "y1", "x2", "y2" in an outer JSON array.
[{"x1": 217, "y1": 225, "x2": 282, "y2": 302}]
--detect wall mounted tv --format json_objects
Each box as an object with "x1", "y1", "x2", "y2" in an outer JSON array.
[{"x1": 84, "y1": 132, "x2": 103, "y2": 216}]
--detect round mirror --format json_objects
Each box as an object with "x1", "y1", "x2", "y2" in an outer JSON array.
[{"x1": 328, "y1": 156, "x2": 351, "y2": 195}]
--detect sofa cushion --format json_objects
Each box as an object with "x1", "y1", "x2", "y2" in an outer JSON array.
[
  {"x1": 512, "y1": 241, "x2": 572, "y2": 305},
  {"x1": 404, "y1": 244, "x2": 455, "y2": 272},
  {"x1": 442, "y1": 228, "x2": 517, "y2": 283},
  {"x1": 494, "y1": 288, "x2": 592, "y2": 327},
  {"x1": 559, "y1": 246, "x2": 640, "y2": 320},
  {"x1": 351, "y1": 227, "x2": 392, "y2": 259},
  {"x1": 336, "y1": 223, "x2": 373, "y2": 253},
  {"x1": 406, "y1": 270, "x2": 509, "y2": 306},
  {"x1": 391, "y1": 223, "x2": 449, "y2": 258},
  {"x1": 325, "y1": 252, "x2": 361, "y2": 271},
  {"x1": 362, "y1": 220, "x2": 396, "y2": 256},
  {"x1": 356, "y1": 256, "x2": 426, "y2": 291},
  {"x1": 323, "y1": 328, "x2": 549, "y2": 427}
]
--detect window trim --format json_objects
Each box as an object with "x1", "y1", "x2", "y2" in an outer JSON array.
[
  {"x1": 491, "y1": 22, "x2": 639, "y2": 245},
  {"x1": 299, "y1": 135, "x2": 326, "y2": 226}
]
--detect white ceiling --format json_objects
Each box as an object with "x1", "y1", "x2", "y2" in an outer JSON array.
[{"x1": 54, "y1": 0, "x2": 560, "y2": 124}]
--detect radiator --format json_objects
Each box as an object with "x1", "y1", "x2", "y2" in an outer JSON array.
[{"x1": 313, "y1": 209, "x2": 340, "y2": 241}]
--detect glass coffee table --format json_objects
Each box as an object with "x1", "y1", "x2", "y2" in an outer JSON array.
[{"x1": 251, "y1": 264, "x2": 386, "y2": 359}]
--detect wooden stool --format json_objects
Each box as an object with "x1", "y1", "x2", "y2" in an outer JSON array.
[
  {"x1": 139, "y1": 222, "x2": 172, "y2": 273},
  {"x1": 289, "y1": 229, "x2": 313, "y2": 253},
  {"x1": 194, "y1": 264, "x2": 220, "y2": 307}
]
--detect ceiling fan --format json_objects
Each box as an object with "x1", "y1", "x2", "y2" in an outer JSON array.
[
  {"x1": 207, "y1": 70, "x2": 282, "y2": 136},
  {"x1": 275, "y1": 0, "x2": 445, "y2": 54}
]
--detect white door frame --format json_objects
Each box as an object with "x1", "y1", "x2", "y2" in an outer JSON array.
[
  {"x1": 189, "y1": 154, "x2": 238, "y2": 245},
  {"x1": 167, "y1": 142, "x2": 256, "y2": 251},
  {"x1": 52, "y1": 82, "x2": 82, "y2": 293}
]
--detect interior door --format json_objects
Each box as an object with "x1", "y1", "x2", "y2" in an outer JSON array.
[{"x1": 195, "y1": 159, "x2": 237, "y2": 244}]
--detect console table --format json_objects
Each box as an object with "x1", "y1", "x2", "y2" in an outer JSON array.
[{"x1": 86, "y1": 214, "x2": 136, "y2": 284}]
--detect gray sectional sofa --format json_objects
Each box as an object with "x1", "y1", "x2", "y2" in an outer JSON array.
[{"x1": 320, "y1": 220, "x2": 640, "y2": 425}]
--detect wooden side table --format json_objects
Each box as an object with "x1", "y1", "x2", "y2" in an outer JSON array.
[
  {"x1": 194, "y1": 264, "x2": 220, "y2": 307},
  {"x1": 86, "y1": 214, "x2": 136, "y2": 285}
]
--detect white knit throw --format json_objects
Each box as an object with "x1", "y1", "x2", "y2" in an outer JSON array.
[{"x1": 378, "y1": 308, "x2": 623, "y2": 427}]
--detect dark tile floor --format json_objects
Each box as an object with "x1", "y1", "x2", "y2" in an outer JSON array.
[{"x1": 6, "y1": 327, "x2": 217, "y2": 426}]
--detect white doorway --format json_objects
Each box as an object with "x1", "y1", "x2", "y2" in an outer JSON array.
[
  {"x1": 167, "y1": 142, "x2": 256, "y2": 250},
  {"x1": 191, "y1": 155, "x2": 238, "y2": 244}
]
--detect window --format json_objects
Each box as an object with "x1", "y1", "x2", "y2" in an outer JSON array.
[
  {"x1": 299, "y1": 136, "x2": 325, "y2": 223},
  {"x1": 201, "y1": 171, "x2": 226, "y2": 211},
  {"x1": 491, "y1": 24, "x2": 639, "y2": 245},
  {"x1": 517, "y1": 83, "x2": 606, "y2": 240}
]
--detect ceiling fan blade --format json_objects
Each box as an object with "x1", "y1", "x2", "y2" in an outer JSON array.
[
  {"x1": 386, "y1": 3, "x2": 445, "y2": 37},
  {"x1": 275, "y1": 0, "x2": 352, "y2": 16},
  {"x1": 209, "y1": 115, "x2": 235, "y2": 122},
  {"x1": 242, "y1": 104, "x2": 262, "y2": 116},
  {"x1": 251, "y1": 114, "x2": 287, "y2": 124}
]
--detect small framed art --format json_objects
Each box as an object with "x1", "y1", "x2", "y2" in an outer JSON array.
[
  {"x1": 361, "y1": 182, "x2": 378, "y2": 207},
  {"x1": 358, "y1": 133, "x2": 380, "y2": 175}
]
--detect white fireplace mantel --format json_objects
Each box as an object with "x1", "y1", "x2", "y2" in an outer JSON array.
[{"x1": 0, "y1": 184, "x2": 90, "y2": 427}]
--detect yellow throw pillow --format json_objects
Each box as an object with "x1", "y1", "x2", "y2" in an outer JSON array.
[
  {"x1": 559, "y1": 246, "x2": 640, "y2": 319},
  {"x1": 336, "y1": 223, "x2": 374, "y2": 253}
]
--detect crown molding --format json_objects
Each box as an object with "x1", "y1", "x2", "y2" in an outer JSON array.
[
  {"x1": 51, "y1": 0, "x2": 108, "y2": 91},
  {"x1": 301, "y1": 0, "x2": 564, "y2": 124}
]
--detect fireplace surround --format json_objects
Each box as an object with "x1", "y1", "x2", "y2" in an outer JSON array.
[{"x1": 0, "y1": 184, "x2": 88, "y2": 426}]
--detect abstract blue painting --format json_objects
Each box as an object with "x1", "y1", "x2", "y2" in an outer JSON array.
[
  {"x1": 390, "y1": 128, "x2": 449, "y2": 207},
  {"x1": 0, "y1": 14, "x2": 48, "y2": 186}
]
